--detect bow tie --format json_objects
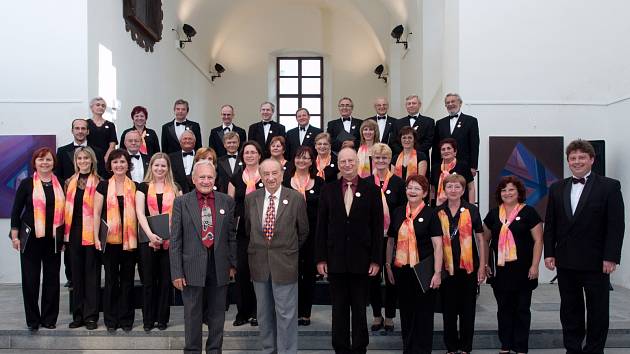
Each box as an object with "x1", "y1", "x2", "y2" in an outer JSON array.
[
  {"x1": 182, "y1": 151, "x2": 194, "y2": 157},
  {"x1": 572, "y1": 177, "x2": 586, "y2": 185},
  {"x1": 223, "y1": 127, "x2": 230, "y2": 132},
  {"x1": 131, "y1": 154, "x2": 140, "y2": 160},
  {"x1": 175, "y1": 121, "x2": 186, "y2": 126},
  {"x1": 300, "y1": 127, "x2": 306, "y2": 131},
  {"x1": 342, "y1": 117, "x2": 351, "y2": 122},
  {"x1": 262, "y1": 121, "x2": 271, "y2": 126},
  {"x1": 449, "y1": 115, "x2": 458, "y2": 119},
  {"x1": 408, "y1": 115, "x2": 417, "y2": 120},
  {"x1": 227, "y1": 154, "x2": 237, "y2": 159},
  {"x1": 377, "y1": 116, "x2": 386, "y2": 120},
  {"x1": 73, "y1": 144, "x2": 86, "y2": 148}
]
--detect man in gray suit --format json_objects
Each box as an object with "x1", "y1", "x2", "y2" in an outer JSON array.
[
  {"x1": 244, "y1": 159, "x2": 309, "y2": 354},
  {"x1": 170, "y1": 160, "x2": 237, "y2": 354}
]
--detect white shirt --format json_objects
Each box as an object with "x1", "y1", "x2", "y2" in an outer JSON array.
[
  {"x1": 73, "y1": 140, "x2": 87, "y2": 147},
  {"x1": 129, "y1": 152, "x2": 144, "y2": 183},
  {"x1": 408, "y1": 113, "x2": 419, "y2": 127},
  {"x1": 227, "y1": 153, "x2": 238, "y2": 173},
  {"x1": 182, "y1": 150, "x2": 194, "y2": 175},
  {"x1": 174, "y1": 119, "x2": 188, "y2": 140},
  {"x1": 222, "y1": 123, "x2": 233, "y2": 132},
  {"x1": 570, "y1": 171, "x2": 591, "y2": 214},
  {"x1": 376, "y1": 116, "x2": 387, "y2": 141},
  {"x1": 299, "y1": 124, "x2": 310, "y2": 145},
  {"x1": 341, "y1": 117, "x2": 352, "y2": 133},
  {"x1": 262, "y1": 186, "x2": 282, "y2": 225},
  {"x1": 262, "y1": 120, "x2": 272, "y2": 141},
  {"x1": 449, "y1": 112, "x2": 460, "y2": 134}
]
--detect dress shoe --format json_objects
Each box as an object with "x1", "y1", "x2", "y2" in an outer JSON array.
[
  {"x1": 106, "y1": 327, "x2": 116, "y2": 333},
  {"x1": 41, "y1": 323, "x2": 56, "y2": 329},
  {"x1": 370, "y1": 320, "x2": 383, "y2": 332},
  {"x1": 250, "y1": 318, "x2": 258, "y2": 326},
  {"x1": 122, "y1": 326, "x2": 132, "y2": 332},
  {"x1": 68, "y1": 320, "x2": 84, "y2": 329},
  {"x1": 383, "y1": 324, "x2": 394, "y2": 332},
  {"x1": 85, "y1": 321, "x2": 98, "y2": 330},
  {"x1": 143, "y1": 323, "x2": 154, "y2": 332},
  {"x1": 232, "y1": 318, "x2": 249, "y2": 326},
  {"x1": 157, "y1": 323, "x2": 167, "y2": 331},
  {"x1": 27, "y1": 325, "x2": 39, "y2": 333},
  {"x1": 298, "y1": 318, "x2": 311, "y2": 326}
]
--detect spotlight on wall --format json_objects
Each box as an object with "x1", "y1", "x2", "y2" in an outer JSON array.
[
  {"x1": 211, "y1": 63, "x2": 225, "y2": 82},
  {"x1": 179, "y1": 24, "x2": 197, "y2": 48},
  {"x1": 391, "y1": 24, "x2": 409, "y2": 49},
  {"x1": 374, "y1": 64, "x2": 387, "y2": 83}
]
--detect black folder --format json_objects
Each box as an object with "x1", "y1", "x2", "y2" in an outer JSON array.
[
  {"x1": 412, "y1": 255, "x2": 436, "y2": 293},
  {"x1": 98, "y1": 219, "x2": 109, "y2": 253},
  {"x1": 8, "y1": 222, "x2": 32, "y2": 253},
  {"x1": 54, "y1": 225, "x2": 65, "y2": 254},
  {"x1": 138, "y1": 214, "x2": 170, "y2": 243},
  {"x1": 487, "y1": 248, "x2": 497, "y2": 278}
]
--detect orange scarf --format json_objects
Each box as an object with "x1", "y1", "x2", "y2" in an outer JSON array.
[
  {"x1": 139, "y1": 129, "x2": 148, "y2": 155},
  {"x1": 32, "y1": 172, "x2": 65, "y2": 238},
  {"x1": 242, "y1": 168, "x2": 261, "y2": 195},
  {"x1": 437, "y1": 158, "x2": 457, "y2": 201},
  {"x1": 372, "y1": 170, "x2": 392, "y2": 234},
  {"x1": 497, "y1": 203, "x2": 523, "y2": 266},
  {"x1": 394, "y1": 149, "x2": 417, "y2": 178},
  {"x1": 357, "y1": 144, "x2": 371, "y2": 178},
  {"x1": 394, "y1": 202, "x2": 425, "y2": 267},
  {"x1": 316, "y1": 154, "x2": 331, "y2": 179},
  {"x1": 291, "y1": 174, "x2": 311, "y2": 200},
  {"x1": 105, "y1": 176, "x2": 137, "y2": 250},
  {"x1": 147, "y1": 182, "x2": 175, "y2": 250},
  {"x1": 439, "y1": 207, "x2": 474, "y2": 275},
  {"x1": 64, "y1": 174, "x2": 98, "y2": 245}
]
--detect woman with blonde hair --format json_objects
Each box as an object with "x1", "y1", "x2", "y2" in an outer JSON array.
[{"x1": 357, "y1": 119, "x2": 379, "y2": 178}]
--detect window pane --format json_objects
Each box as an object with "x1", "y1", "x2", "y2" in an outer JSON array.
[
  {"x1": 302, "y1": 78, "x2": 320, "y2": 94},
  {"x1": 309, "y1": 115, "x2": 321, "y2": 129},
  {"x1": 302, "y1": 97, "x2": 321, "y2": 115},
  {"x1": 279, "y1": 59, "x2": 298, "y2": 76},
  {"x1": 279, "y1": 97, "x2": 298, "y2": 115},
  {"x1": 279, "y1": 78, "x2": 298, "y2": 94},
  {"x1": 279, "y1": 115, "x2": 298, "y2": 131},
  {"x1": 302, "y1": 59, "x2": 321, "y2": 76}
]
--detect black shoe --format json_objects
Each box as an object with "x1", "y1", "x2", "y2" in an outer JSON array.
[
  {"x1": 250, "y1": 318, "x2": 258, "y2": 326},
  {"x1": 232, "y1": 318, "x2": 249, "y2": 326},
  {"x1": 85, "y1": 321, "x2": 98, "y2": 330},
  {"x1": 143, "y1": 323, "x2": 154, "y2": 332},
  {"x1": 157, "y1": 323, "x2": 167, "y2": 331},
  {"x1": 64, "y1": 281, "x2": 73, "y2": 288},
  {"x1": 68, "y1": 320, "x2": 84, "y2": 329},
  {"x1": 41, "y1": 323, "x2": 56, "y2": 329},
  {"x1": 383, "y1": 324, "x2": 394, "y2": 332},
  {"x1": 27, "y1": 325, "x2": 39, "y2": 333},
  {"x1": 122, "y1": 326, "x2": 132, "y2": 332},
  {"x1": 107, "y1": 326, "x2": 116, "y2": 333},
  {"x1": 370, "y1": 321, "x2": 383, "y2": 332},
  {"x1": 298, "y1": 318, "x2": 311, "y2": 326}
]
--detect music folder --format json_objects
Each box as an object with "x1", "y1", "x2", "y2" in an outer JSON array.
[
  {"x1": 98, "y1": 219, "x2": 109, "y2": 253},
  {"x1": 412, "y1": 255, "x2": 437, "y2": 293},
  {"x1": 54, "y1": 225, "x2": 65, "y2": 254},
  {"x1": 138, "y1": 214, "x2": 170, "y2": 243},
  {"x1": 7, "y1": 222, "x2": 32, "y2": 253}
]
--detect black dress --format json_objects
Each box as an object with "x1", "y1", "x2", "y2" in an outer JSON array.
[
  {"x1": 431, "y1": 159, "x2": 473, "y2": 203},
  {"x1": 87, "y1": 119, "x2": 118, "y2": 153},
  {"x1": 388, "y1": 205, "x2": 442, "y2": 354},
  {"x1": 392, "y1": 149, "x2": 428, "y2": 181},
  {"x1": 120, "y1": 127, "x2": 161, "y2": 158},
  {"x1": 282, "y1": 174, "x2": 324, "y2": 319}
]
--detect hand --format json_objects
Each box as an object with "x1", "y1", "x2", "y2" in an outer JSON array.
[
  {"x1": 386, "y1": 265, "x2": 395, "y2": 285},
  {"x1": 368, "y1": 262, "x2": 380, "y2": 277},
  {"x1": 477, "y1": 267, "x2": 487, "y2": 284},
  {"x1": 544, "y1": 257, "x2": 556, "y2": 271},
  {"x1": 471, "y1": 168, "x2": 477, "y2": 177},
  {"x1": 11, "y1": 238, "x2": 20, "y2": 251},
  {"x1": 316, "y1": 261, "x2": 328, "y2": 276},
  {"x1": 528, "y1": 265, "x2": 539, "y2": 279},
  {"x1": 436, "y1": 194, "x2": 447, "y2": 206},
  {"x1": 148, "y1": 233, "x2": 163, "y2": 244},
  {"x1": 603, "y1": 261, "x2": 617, "y2": 274},
  {"x1": 95, "y1": 239, "x2": 102, "y2": 251},
  {"x1": 430, "y1": 272, "x2": 442, "y2": 289},
  {"x1": 229, "y1": 267, "x2": 237, "y2": 281},
  {"x1": 172, "y1": 278, "x2": 187, "y2": 290}
]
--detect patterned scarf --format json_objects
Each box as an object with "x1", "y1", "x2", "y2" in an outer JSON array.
[
  {"x1": 316, "y1": 154, "x2": 331, "y2": 179},
  {"x1": 372, "y1": 169, "x2": 392, "y2": 234},
  {"x1": 32, "y1": 172, "x2": 65, "y2": 238},
  {"x1": 437, "y1": 158, "x2": 457, "y2": 201},
  {"x1": 105, "y1": 176, "x2": 137, "y2": 250},
  {"x1": 242, "y1": 168, "x2": 261, "y2": 195},
  {"x1": 357, "y1": 144, "x2": 371, "y2": 178},
  {"x1": 497, "y1": 203, "x2": 523, "y2": 266},
  {"x1": 394, "y1": 201, "x2": 425, "y2": 267},
  {"x1": 439, "y1": 207, "x2": 474, "y2": 275},
  {"x1": 394, "y1": 149, "x2": 417, "y2": 178},
  {"x1": 291, "y1": 174, "x2": 311, "y2": 200},
  {"x1": 147, "y1": 182, "x2": 176, "y2": 250},
  {"x1": 64, "y1": 174, "x2": 98, "y2": 245},
  {"x1": 139, "y1": 129, "x2": 148, "y2": 155}
]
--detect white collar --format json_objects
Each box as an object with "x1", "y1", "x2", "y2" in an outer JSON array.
[
  {"x1": 571, "y1": 171, "x2": 592, "y2": 180},
  {"x1": 222, "y1": 123, "x2": 233, "y2": 129},
  {"x1": 264, "y1": 186, "x2": 282, "y2": 200},
  {"x1": 73, "y1": 141, "x2": 87, "y2": 147}
]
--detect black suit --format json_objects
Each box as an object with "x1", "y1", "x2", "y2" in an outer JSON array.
[
  {"x1": 285, "y1": 125, "x2": 322, "y2": 160},
  {"x1": 160, "y1": 119, "x2": 202, "y2": 154},
  {"x1": 326, "y1": 117, "x2": 362, "y2": 153},
  {"x1": 169, "y1": 151, "x2": 194, "y2": 194},
  {"x1": 432, "y1": 113, "x2": 479, "y2": 170},
  {"x1": 208, "y1": 125, "x2": 247, "y2": 158},
  {"x1": 544, "y1": 173, "x2": 625, "y2": 354},
  {"x1": 55, "y1": 143, "x2": 107, "y2": 183},
  {"x1": 120, "y1": 127, "x2": 161, "y2": 158},
  {"x1": 316, "y1": 177, "x2": 383, "y2": 353},
  {"x1": 366, "y1": 115, "x2": 397, "y2": 146},
  {"x1": 247, "y1": 121, "x2": 286, "y2": 158},
  {"x1": 216, "y1": 154, "x2": 242, "y2": 193},
  {"x1": 392, "y1": 114, "x2": 435, "y2": 165}
]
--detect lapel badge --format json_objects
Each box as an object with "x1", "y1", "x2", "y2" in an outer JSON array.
[
  {"x1": 351, "y1": 125, "x2": 356, "y2": 130},
  {"x1": 186, "y1": 126, "x2": 190, "y2": 130},
  {"x1": 460, "y1": 207, "x2": 466, "y2": 212},
  {"x1": 385, "y1": 190, "x2": 391, "y2": 195},
  {"x1": 269, "y1": 130, "x2": 273, "y2": 134},
  {"x1": 418, "y1": 217, "x2": 424, "y2": 223},
  {"x1": 515, "y1": 216, "x2": 521, "y2": 221},
  {"x1": 213, "y1": 186, "x2": 217, "y2": 190},
  {"x1": 238, "y1": 162, "x2": 243, "y2": 166},
  {"x1": 355, "y1": 192, "x2": 361, "y2": 197},
  {"x1": 282, "y1": 199, "x2": 289, "y2": 205},
  {"x1": 330, "y1": 163, "x2": 335, "y2": 168},
  {"x1": 309, "y1": 189, "x2": 315, "y2": 194},
  {"x1": 219, "y1": 209, "x2": 225, "y2": 215},
  {"x1": 258, "y1": 182, "x2": 264, "y2": 187},
  {"x1": 105, "y1": 125, "x2": 109, "y2": 129}
]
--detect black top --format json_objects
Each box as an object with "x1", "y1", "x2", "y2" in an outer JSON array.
[
  {"x1": 229, "y1": 170, "x2": 264, "y2": 219},
  {"x1": 365, "y1": 173, "x2": 407, "y2": 214},
  {"x1": 431, "y1": 159, "x2": 474, "y2": 203},
  {"x1": 484, "y1": 205, "x2": 541, "y2": 290},
  {"x1": 120, "y1": 127, "x2": 161, "y2": 158},
  {"x1": 11, "y1": 177, "x2": 56, "y2": 236},
  {"x1": 282, "y1": 175, "x2": 324, "y2": 238},
  {"x1": 392, "y1": 149, "x2": 428, "y2": 181},
  {"x1": 436, "y1": 201, "x2": 484, "y2": 271},
  {"x1": 136, "y1": 182, "x2": 165, "y2": 215},
  {"x1": 70, "y1": 173, "x2": 91, "y2": 226},
  {"x1": 388, "y1": 205, "x2": 443, "y2": 262},
  {"x1": 87, "y1": 119, "x2": 118, "y2": 152},
  {"x1": 316, "y1": 153, "x2": 339, "y2": 183}
]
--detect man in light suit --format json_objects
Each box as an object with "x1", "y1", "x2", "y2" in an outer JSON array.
[
  {"x1": 544, "y1": 139, "x2": 625, "y2": 354},
  {"x1": 170, "y1": 160, "x2": 237, "y2": 354},
  {"x1": 244, "y1": 159, "x2": 308, "y2": 354},
  {"x1": 285, "y1": 108, "x2": 322, "y2": 161},
  {"x1": 208, "y1": 104, "x2": 247, "y2": 158}
]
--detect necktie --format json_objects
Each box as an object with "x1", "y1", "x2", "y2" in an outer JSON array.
[
  {"x1": 377, "y1": 116, "x2": 386, "y2": 120},
  {"x1": 450, "y1": 115, "x2": 458, "y2": 119},
  {"x1": 300, "y1": 127, "x2": 306, "y2": 131},
  {"x1": 263, "y1": 195, "x2": 276, "y2": 242},
  {"x1": 228, "y1": 154, "x2": 237, "y2": 160},
  {"x1": 342, "y1": 117, "x2": 351, "y2": 122},
  {"x1": 572, "y1": 177, "x2": 586, "y2": 184},
  {"x1": 223, "y1": 127, "x2": 230, "y2": 132},
  {"x1": 200, "y1": 196, "x2": 214, "y2": 248},
  {"x1": 262, "y1": 121, "x2": 271, "y2": 126},
  {"x1": 131, "y1": 154, "x2": 140, "y2": 160},
  {"x1": 344, "y1": 181, "x2": 353, "y2": 216},
  {"x1": 183, "y1": 151, "x2": 194, "y2": 157},
  {"x1": 176, "y1": 121, "x2": 186, "y2": 126}
]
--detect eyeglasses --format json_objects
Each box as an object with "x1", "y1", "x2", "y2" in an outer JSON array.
[{"x1": 338, "y1": 104, "x2": 353, "y2": 108}]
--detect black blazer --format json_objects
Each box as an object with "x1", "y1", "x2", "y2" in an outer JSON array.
[
  {"x1": 55, "y1": 143, "x2": 107, "y2": 183},
  {"x1": 432, "y1": 113, "x2": 479, "y2": 169},
  {"x1": 160, "y1": 119, "x2": 202, "y2": 154},
  {"x1": 216, "y1": 154, "x2": 243, "y2": 193},
  {"x1": 392, "y1": 114, "x2": 434, "y2": 160},
  {"x1": 120, "y1": 127, "x2": 161, "y2": 158},
  {"x1": 326, "y1": 117, "x2": 362, "y2": 153},
  {"x1": 315, "y1": 177, "x2": 384, "y2": 274},
  {"x1": 247, "y1": 121, "x2": 286, "y2": 158},
  {"x1": 168, "y1": 151, "x2": 194, "y2": 194},
  {"x1": 366, "y1": 115, "x2": 397, "y2": 146},
  {"x1": 285, "y1": 125, "x2": 322, "y2": 161},
  {"x1": 543, "y1": 173, "x2": 625, "y2": 271},
  {"x1": 208, "y1": 125, "x2": 247, "y2": 158}
]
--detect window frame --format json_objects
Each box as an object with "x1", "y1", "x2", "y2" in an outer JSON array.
[{"x1": 276, "y1": 56, "x2": 324, "y2": 129}]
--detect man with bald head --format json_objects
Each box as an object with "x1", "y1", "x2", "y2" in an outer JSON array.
[
  {"x1": 208, "y1": 104, "x2": 247, "y2": 158},
  {"x1": 169, "y1": 129, "x2": 197, "y2": 194},
  {"x1": 367, "y1": 97, "x2": 397, "y2": 146},
  {"x1": 123, "y1": 130, "x2": 149, "y2": 183},
  {"x1": 244, "y1": 159, "x2": 308, "y2": 354},
  {"x1": 316, "y1": 148, "x2": 383, "y2": 354}
]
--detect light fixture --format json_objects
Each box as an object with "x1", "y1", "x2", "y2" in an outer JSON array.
[
  {"x1": 179, "y1": 24, "x2": 197, "y2": 48},
  {"x1": 374, "y1": 64, "x2": 387, "y2": 83},
  {"x1": 391, "y1": 24, "x2": 409, "y2": 49},
  {"x1": 211, "y1": 63, "x2": 225, "y2": 82}
]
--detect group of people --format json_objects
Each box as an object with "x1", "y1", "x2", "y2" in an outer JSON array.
[{"x1": 9, "y1": 94, "x2": 624, "y2": 354}]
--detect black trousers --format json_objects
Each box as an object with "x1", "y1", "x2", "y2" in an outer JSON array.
[
  {"x1": 68, "y1": 226, "x2": 100, "y2": 322},
  {"x1": 440, "y1": 269, "x2": 478, "y2": 353},
  {"x1": 493, "y1": 287, "x2": 532, "y2": 353},
  {"x1": 20, "y1": 236, "x2": 61, "y2": 328},
  {"x1": 328, "y1": 273, "x2": 370, "y2": 354},
  {"x1": 102, "y1": 244, "x2": 136, "y2": 328},
  {"x1": 369, "y1": 238, "x2": 397, "y2": 319},
  {"x1": 298, "y1": 237, "x2": 316, "y2": 318},
  {"x1": 234, "y1": 238, "x2": 256, "y2": 321},
  {"x1": 395, "y1": 266, "x2": 435, "y2": 354},
  {"x1": 557, "y1": 267, "x2": 610, "y2": 354},
  {"x1": 138, "y1": 242, "x2": 171, "y2": 326}
]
